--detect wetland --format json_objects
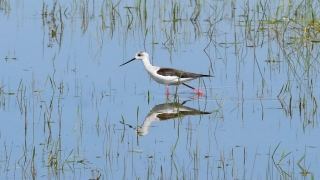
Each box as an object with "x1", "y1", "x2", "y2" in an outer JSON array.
[{"x1": 0, "y1": 0, "x2": 319, "y2": 179}]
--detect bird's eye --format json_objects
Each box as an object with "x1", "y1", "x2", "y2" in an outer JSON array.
[{"x1": 138, "y1": 53, "x2": 142, "y2": 56}]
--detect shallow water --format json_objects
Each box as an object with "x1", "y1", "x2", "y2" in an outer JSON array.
[{"x1": 0, "y1": 0, "x2": 319, "y2": 179}]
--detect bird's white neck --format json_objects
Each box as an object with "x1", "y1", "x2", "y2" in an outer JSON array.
[
  {"x1": 141, "y1": 57, "x2": 155, "y2": 73},
  {"x1": 136, "y1": 112, "x2": 160, "y2": 136}
]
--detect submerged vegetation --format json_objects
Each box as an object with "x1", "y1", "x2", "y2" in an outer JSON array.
[{"x1": 0, "y1": 0, "x2": 319, "y2": 179}]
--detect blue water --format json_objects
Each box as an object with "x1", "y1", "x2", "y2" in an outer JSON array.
[{"x1": 0, "y1": 0, "x2": 319, "y2": 179}]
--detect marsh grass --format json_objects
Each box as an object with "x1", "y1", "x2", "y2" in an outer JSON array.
[
  {"x1": 1, "y1": 0, "x2": 320, "y2": 179},
  {"x1": 0, "y1": 0, "x2": 10, "y2": 15}
]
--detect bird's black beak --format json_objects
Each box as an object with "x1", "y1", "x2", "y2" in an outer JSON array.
[{"x1": 119, "y1": 58, "x2": 136, "y2": 67}]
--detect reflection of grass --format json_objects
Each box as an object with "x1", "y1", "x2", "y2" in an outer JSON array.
[
  {"x1": 271, "y1": 143, "x2": 315, "y2": 179},
  {"x1": 297, "y1": 152, "x2": 315, "y2": 179},
  {"x1": 297, "y1": 155, "x2": 311, "y2": 176},
  {"x1": 271, "y1": 143, "x2": 292, "y2": 178},
  {"x1": 0, "y1": 0, "x2": 10, "y2": 14},
  {"x1": 3, "y1": 0, "x2": 320, "y2": 179}
]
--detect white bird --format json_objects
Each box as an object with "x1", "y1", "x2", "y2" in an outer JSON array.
[{"x1": 120, "y1": 51, "x2": 212, "y2": 95}]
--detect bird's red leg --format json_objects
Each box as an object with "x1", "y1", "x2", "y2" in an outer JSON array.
[{"x1": 182, "y1": 83, "x2": 203, "y2": 94}]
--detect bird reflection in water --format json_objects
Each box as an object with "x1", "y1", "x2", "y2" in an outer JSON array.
[{"x1": 124, "y1": 97, "x2": 212, "y2": 136}]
